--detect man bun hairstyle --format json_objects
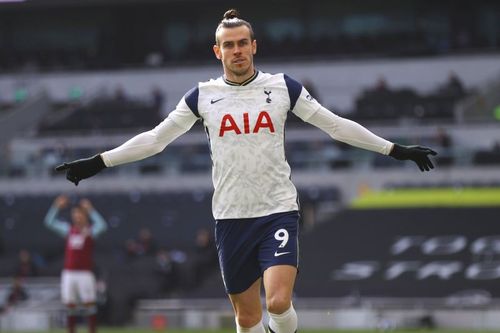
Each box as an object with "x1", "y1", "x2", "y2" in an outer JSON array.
[
  {"x1": 215, "y1": 8, "x2": 255, "y2": 44},
  {"x1": 223, "y1": 8, "x2": 240, "y2": 20}
]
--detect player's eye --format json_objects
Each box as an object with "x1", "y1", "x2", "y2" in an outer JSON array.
[{"x1": 238, "y1": 40, "x2": 249, "y2": 47}]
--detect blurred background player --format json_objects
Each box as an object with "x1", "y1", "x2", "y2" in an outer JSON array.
[{"x1": 44, "y1": 195, "x2": 108, "y2": 333}]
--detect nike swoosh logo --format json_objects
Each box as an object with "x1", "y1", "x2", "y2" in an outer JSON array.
[
  {"x1": 210, "y1": 97, "x2": 225, "y2": 104},
  {"x1": 274, "y1": 251, "x2": 291, "y2": 257}
]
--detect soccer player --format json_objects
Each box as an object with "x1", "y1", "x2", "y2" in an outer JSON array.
[
  {"x1": 55, "y1": 9, "x2": 437, "y2": 333},
  {"x1": 44, "y1": 195, "x2": 107, "y2": 333}
]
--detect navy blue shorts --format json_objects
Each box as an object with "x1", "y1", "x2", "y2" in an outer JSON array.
[{"x1": 215, "y1": 211, "x2": 299, "y2": 294}]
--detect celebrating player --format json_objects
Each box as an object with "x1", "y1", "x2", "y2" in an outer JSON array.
[
  {"x1": 55, "y1": 9, "x2": 436, "y2": 333},
  {"x1": 44, "y1": 195, "x2": 108, "y2": 333}
]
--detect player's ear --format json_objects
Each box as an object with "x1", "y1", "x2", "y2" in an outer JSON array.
[
  {"x1": 213, "y1": 44, "x2": 222, "y2": 60},
  {"x1": 252, "y1": 39, "x2": 257, "y2": 55}
]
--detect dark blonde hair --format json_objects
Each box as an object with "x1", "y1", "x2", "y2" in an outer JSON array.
[{"x1": 215, "y1": 9, "x2": 255, "y2": 45}]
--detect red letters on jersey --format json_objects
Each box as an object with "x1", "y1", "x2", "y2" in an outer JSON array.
[{"x1": 219, "y1": 111, "x2": 275, "y2": 137}]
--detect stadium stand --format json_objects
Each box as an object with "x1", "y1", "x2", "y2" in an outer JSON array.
[
  {"x1": 1, "y1": 0, "x2": 500, "y2": 329},
  {"x1": 0, "y1": 0, "x2": 498, "y2": 71},
  {"x1": 37, "y1": 96, "x2": 163, "y2": 135},
  {"x1": 294, "y1": 206, "x2": 500, "y2": 308},
  {"x1": 0, "y1": 187, "x2": 340, "y2": 324},
  {"x1": 473, "y1": 147, "x2": 500, "y2": 166}
]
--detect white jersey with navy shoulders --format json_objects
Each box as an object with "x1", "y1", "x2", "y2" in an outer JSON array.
[
  {"x1": 101, "y1": 70, "x2": 393, "y2": 220},
  {"x1": 180, "y1": 71, "x2": 317, "y2": 219}
]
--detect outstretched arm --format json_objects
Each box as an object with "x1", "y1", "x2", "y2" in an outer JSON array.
[
  {"x1": 100, "y1": 117, "x2": 190, "y2": 167},
  {"x1": 55, "y1": 100, "x2": 199, "y2": 185},
  {"x1": 305, "y1": 107, "x2": 437, "y2": 171},
  {"x1": 289, "y1": 80, "x2": 437, "y2": 171},
  {"x1": 305, "y1": 106, "x2": 394, "y2": 154}
]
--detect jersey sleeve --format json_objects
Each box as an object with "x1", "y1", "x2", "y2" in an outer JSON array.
[
  {"x1": 101, "y1": 89, "x2": 199, "y2": 167},
  {"x1": 284, "y1": 74, "x2": 393, "y2": 155},
  {"x1": 305, "y1": 106, "x2": 394, "y2": 155},
  {"x1": 44, "y1": 205, "x2": 70, "y2": 237},
  {"x1": 89, "y1": 209, "x2": 108, "y2": 238},
  {"x1": 284, "y1": 74, "x2": 322, "y2": 121},
  {"x1": 169, "y1": 86, "x2": 201, "y2": 128}
]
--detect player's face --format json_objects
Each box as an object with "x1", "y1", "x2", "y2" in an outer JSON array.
[
  {"x1": 213, "y1": 25, "x2": 257, "y2": 82},
  {"x1": 71, "y1": 207, "x2": 89, "y2": 229}
]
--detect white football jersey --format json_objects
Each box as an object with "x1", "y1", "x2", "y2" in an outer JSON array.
[
  {"x1": 169, "y1": 71, "x2": 320, "y2": 219},
  {"x1": 102, "y1": 70, "x2": 393, "y2": 220}
]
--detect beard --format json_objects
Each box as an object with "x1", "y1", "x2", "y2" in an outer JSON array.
[{"x1": 227, "y1": 59, "x2": 253, "y2": 78}]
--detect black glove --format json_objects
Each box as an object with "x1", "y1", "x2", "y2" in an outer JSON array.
[
  {"x1": 55, "y1": 154, "x2": 106, "y2": 186},
  {"x1": 389, "y1": 143, "x2": 437, "y2": 172}
]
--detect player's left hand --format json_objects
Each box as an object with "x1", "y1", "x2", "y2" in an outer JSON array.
[
  {"x1": 79, "y1": 199, "x2": 93, "y2": 212},
  {"x1": 389, "y1": 143, "x2": 437, "y2": 172},
  {"x1": 55, "y1": 154, "x2": 106, "y2": 186}
]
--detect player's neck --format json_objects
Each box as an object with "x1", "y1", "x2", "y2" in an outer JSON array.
[{"x1": 224, "y1": 68, "x2": 256, "y2": 85}]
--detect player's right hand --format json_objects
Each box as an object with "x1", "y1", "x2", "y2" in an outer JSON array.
[
  {"x1": 54, "y1": 195, "x2": 69, "y2": 209},
  {"x1": 55, "y1": 154, "x2": 106, "y2": 186}
]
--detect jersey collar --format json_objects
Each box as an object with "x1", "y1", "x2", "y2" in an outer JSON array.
[{"x1": 223, "y1": 70, "x2": 259, "y2": 86}]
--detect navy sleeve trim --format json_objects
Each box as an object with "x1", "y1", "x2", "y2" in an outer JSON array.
[
  {"x1": 184, "y1": 86, "x2": 200, "y2": 118},
  {"x1": 284, "y1": 74, "x2": 303, "y2": 111}
]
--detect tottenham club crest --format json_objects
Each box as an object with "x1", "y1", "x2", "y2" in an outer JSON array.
[{"x1": 264, "y1": 89, "x2": 272, "y2": 103}]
